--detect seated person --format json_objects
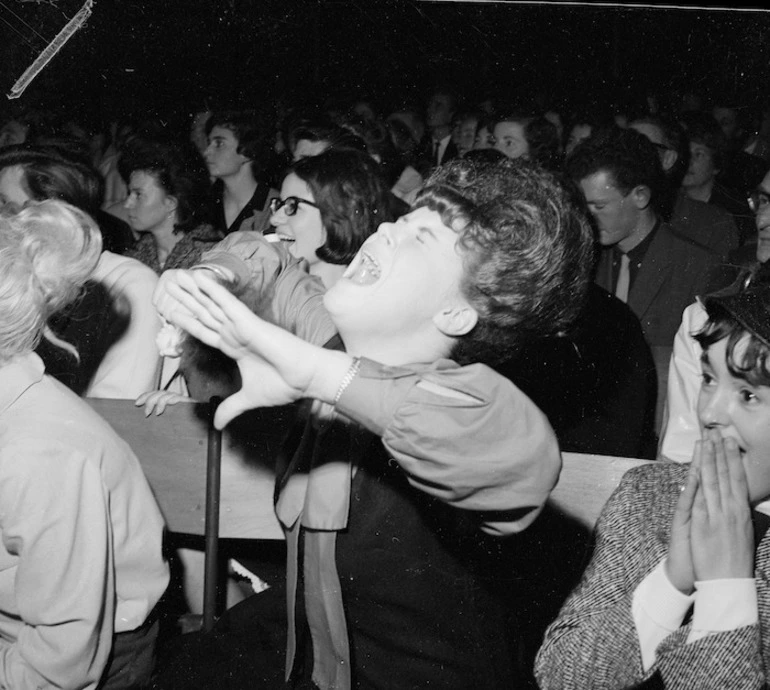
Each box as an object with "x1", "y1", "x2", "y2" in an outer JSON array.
[
  {"x1": 123, "y1": 139, "x2": 222, "y2": 273},
  {"x1": 661, "y1": 176, "x2": 770, "y2": 462},
  {"x1": 156, "y1": 157, "x2": 594, "y2": 688},
  {"x1": 203, "y1": 110, "x2": 278, "y2": 236},
  {"x1": 568, "y1": 126, "x2": 721, "y2": 434},
  {"x1": 630, "y1": 115, "x2": 740, "y2": 261},
  {"x1": 536, "y1": 274, "x2": 770, "y2": 689},
  {"x1": 0, "y1": 144, "x2": 161, "y2": 398},
  {"x1": 680, "y1": 111, "x2": 755, "y2": 247},
  {"x1": 0, "y1": 200, "x2": 168, "y2": 688},
  {"x1": 492, "y1": 111, "x2": 563, "y2": 171}
]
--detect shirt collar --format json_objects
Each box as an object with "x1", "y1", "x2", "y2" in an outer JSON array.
[{"x1": 0, "y1": 352, "x2": 45, "y2": 417}]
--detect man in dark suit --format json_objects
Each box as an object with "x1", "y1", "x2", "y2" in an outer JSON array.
[
  {"x1": 421, "y1": 87, "x2": 459, "y2": 169},
  {"x1": 567, "y1": 127, "x2": 721, "y2": 433}
]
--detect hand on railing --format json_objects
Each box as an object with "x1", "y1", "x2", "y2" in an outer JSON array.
[{"x1": 135, "y1": 389, "x2": 193, "y2": 416}]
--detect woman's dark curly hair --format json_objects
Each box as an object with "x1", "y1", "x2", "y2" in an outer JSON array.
[
  {"x1": 417, "y1": 157, "x2": 594, "y2": 366},
  {"x1": 119, "y1": 139, "x2": 211, "y2": 233},
  {"x1": 291, "y1": 148, "x2": 395, "y2": 265}
]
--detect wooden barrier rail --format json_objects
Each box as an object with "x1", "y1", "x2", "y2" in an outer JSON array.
[{"x1": 86, "y1": 398, "x2": 657, "y2": 538}]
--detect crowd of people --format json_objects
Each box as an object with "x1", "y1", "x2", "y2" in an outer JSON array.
[{"x1": 0, "y1": 81, "x2": 769, "y2": 688}]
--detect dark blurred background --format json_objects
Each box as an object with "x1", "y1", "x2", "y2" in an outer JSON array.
[{"x1": 1, "y1": 0, "x2": 768, "y2": 125}]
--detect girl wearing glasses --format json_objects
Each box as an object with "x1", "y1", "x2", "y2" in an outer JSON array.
[
  {"x1": 268, "y1": 148, "x2": 394, "y2": 290},
  {"x1": 146, "y1": 146, "x2": 398, "y2": 370}
]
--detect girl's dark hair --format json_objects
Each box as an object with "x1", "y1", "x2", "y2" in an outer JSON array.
[
  {"x1": 119, "y1": 139, "x2": 211, "y2": 233},
  {"x1": 291, "y1": 148, "x2": 395, "y2": 265},
  {"x1": 696, "y1": 303, "x2": 770, "y2": 388}
]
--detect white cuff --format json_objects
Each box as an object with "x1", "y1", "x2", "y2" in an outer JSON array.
[
  {"x1": 688, "y1": 577, "x2": 757, "y2": 644},
  {"x1": 632, "y1": 559, "x2": 694, "y2": 670}
]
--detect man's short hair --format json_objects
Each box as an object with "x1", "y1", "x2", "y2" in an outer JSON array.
[
  {"x1": 566, "y1": 126, "x2": 666, "y2": 212},
  {"x1": 419, "y1": 158, "x2": 594, "y2": 365}
]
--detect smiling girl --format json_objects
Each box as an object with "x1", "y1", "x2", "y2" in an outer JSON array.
[{"x1": 536, "y1": 276, "x2": 770, "y2": 689}]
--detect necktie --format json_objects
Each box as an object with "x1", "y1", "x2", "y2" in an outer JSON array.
[
  {"x1": 434, "y1": 140, "x2": 441, "y2": 166},
  {"x1": 615, "y1": 252, "x2": 630, "y2": 303}
]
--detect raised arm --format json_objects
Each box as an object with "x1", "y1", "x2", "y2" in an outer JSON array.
[
  {"x1": 156, "y1": 231, "x2": 334, "y2": 345},
  {"x1": 164, "y1": 271, "x2": 561, "y2": 532}
]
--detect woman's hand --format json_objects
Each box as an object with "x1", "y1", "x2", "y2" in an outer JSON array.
[
  {"x1": 690, "y1": 431, "x2": 754, "y2": 582},
  {"x1": 135, "y1": 389, "x2": 192, "y2": 416},
  {"x1": 154, "y1": 267, "x2": 233, "y2": 324},
  {"x1": 162, "y1": 271, "x2": 351, "y2": 429},
  {"x1": 666, "y1": 444, "x2": 700, "y2": 594}
]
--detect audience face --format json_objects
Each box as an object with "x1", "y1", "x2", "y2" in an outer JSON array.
[
  {"x1": 682, "y1": 141, "x2": 718, "y2": 191},
  {"x1": 713, "y1": 106, "x2": 740, "y2": 142},
  {"x1": 426, "y1": 92, "x2": 455, "y2": 132},
  {"x1": 698, "y1": 336, "x2": 770, "y2": 504},
  {"x1": 352, "y1": 101, "x2": 377, "y2": 123},
  {"x1": 452, "y1": 116, "x2": 479, "y2": 156},
  {"x1": 493, "y1": 121, "x2": 529, "y2": 160},
  {"x1": 204, "y1": 126, "x2": 249, "y2": 178},
  {"x1": 579, "y1": 169, "x2": 639, "y2": 248},
  {"x1": 270, "y1": 172, "x2": 325, "y2": 266},
  {"x1": 473, "y1": 125, "x2": 493, "y2": 150},
  {"x1": 565, "y1": 124, "x2": 592, "y2": 156},
  {"x1": 124, "y1": 170, "x2": 177, "y2": 234},
  {"x1": 323, "y1": 206, "x2": 473, "y2": 348},
  {"x1": 753, "y1": 170, "x2": 770, "y2": 263},
  {"x1": 0, "y1": 165, "x2": 30, "y2": 208},
  {"x1": 293, "y1": 138, "x2": 329, "y2": 162},
  {"x1": 0, "y1": 120, "x2": 28, "y2": 148}
]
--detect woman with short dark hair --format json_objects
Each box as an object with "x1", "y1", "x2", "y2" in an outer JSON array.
[{"x1": 121, "y1": 139, "x2": 222, "y2": 273}]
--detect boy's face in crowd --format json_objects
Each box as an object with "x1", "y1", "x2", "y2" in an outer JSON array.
[
  {"x1": 204, "y1": 126, "x2": 249, "y2": 178},
  {"x1": 579, "y1": 170, "x2": 638, "y2": 249},
  {"x1": 699, "y1": 336, "x2": 770, "y2": 504},
  {"x1": 323, "y1": 206, "x2": 474, "y2": 344}
]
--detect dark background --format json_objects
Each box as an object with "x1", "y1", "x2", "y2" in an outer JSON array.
[{"x1": 1, "y1": 0, "x2": 768, "y2": 127}]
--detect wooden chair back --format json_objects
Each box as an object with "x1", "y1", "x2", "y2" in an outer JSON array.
[
  {"x1": 86, "y1": 398, "x2": 286, "y2": 540},
  {"x1": 548, "y1": 452, "x2": 655, "y2": 531}
]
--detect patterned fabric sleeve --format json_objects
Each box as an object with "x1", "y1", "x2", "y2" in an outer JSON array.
[
  {"x1": 536, "y1": 462, "x2": 767, "y2": 689},
  {"x1": 535, "y1": 467, "x2": 661, "y2": 689},
  {"x1": 654, "y1": 624, "x2": 763, "y2": 689}
]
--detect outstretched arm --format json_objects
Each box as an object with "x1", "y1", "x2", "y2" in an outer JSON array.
[{"x1": 163, "y1": 270, "x2": 352, "y2": 428}]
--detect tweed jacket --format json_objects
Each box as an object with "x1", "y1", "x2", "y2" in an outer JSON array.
[{"x1": 535, "y1": 462, "x2": 767, "y2": 690}]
